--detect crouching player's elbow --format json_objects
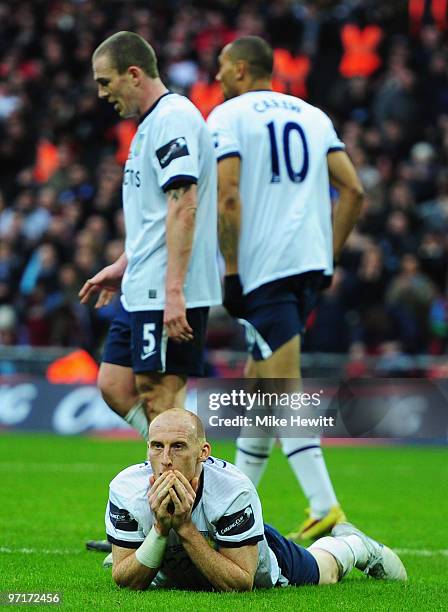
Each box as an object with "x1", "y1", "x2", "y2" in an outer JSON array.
[
  {"x1": 236, "y1": 577, "x2": 254, "y2": 592},
  {"x1": 219, "y1": 584, "x2": 253, "y2": 593},
  {"x1": 221, "y1": 574, "x2": 254, "y2": 592},
  {"x1": 112, "y1": 568, "x2": 149, "y2": 591}
]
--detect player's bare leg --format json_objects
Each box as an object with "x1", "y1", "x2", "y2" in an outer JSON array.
[
  {"x1": 98, "y1": 362, "x2": 139, "y2": 416},
  {"x1": 235, "y1": 354, "x2": 279, "y2": 485},
  {"x1": 97, "y1": 362, "x2": 150, "y2": 438},
  {"x1": 236, "y1": 335, "x2": 344, "y2": 540},
  {"x1": 254, "y1": 334, "x2": 301, "y2": 378},
  {"x1": 135, "y1": 372, "x2": 187, "y2": 423},
  {"x1": 308, "y1": 549, "x2": 340, "y2": 585},
  {"x1": 236, "y1": 337, "x2": 302, "y2": 484}
]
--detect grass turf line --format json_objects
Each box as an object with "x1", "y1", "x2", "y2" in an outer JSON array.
[{"x1": 0, "y1": 434, "x2": 447, "y2": 611}]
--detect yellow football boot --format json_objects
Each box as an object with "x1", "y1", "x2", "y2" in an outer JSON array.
[{"x1": 287, "y1": 505, "x2": 347, "y2": 542}]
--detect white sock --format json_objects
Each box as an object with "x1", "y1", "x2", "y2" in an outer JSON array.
[
  {"x1": 310, "y1": 533, "x2": 369, "y2": 576},
  {"x1": 309, "y1": 536, "x2": 355, "y2": 578},
  {"x1": 280, "y1": 437, "x2": 338, "y2": 517},
  {"x1": 235, "y1": 437, "x2": 275, "y2": 486},
  {"x1": 124, "y1": 401, "x2": 148, "y2": 439},
  {"x1": 337, "y1": 534, "x2": 369, "y2": 570}
]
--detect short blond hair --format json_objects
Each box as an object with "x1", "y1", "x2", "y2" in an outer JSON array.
[{"x1": 93, "y1": 31, "x2": 159, "y2": 78}]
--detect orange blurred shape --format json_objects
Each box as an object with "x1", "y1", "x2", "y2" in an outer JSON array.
[
  {"x1": 339, "y1": 24, "x2": 382, "y2": 78},
  {"x1": 190, "y1": 81, "x2": 224, "y2": 118},
  {"x1": 273, "y1": 49, "x2": 311, "y2": 98},
  {"x1": 409, "y1": 0, "x2": 447, "y2": 34},
  {"x1": 47, "y1": 349, "x2": 98, "y2": 384},
  {"x1": 115, "y1": 119, "x2": 137, "y2": 165},
  {"x1": 34, "y1": 139, "x2": 59, "y2": 183}
]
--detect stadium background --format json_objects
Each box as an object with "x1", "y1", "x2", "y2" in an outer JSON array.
[{"x1": 0, "y1": 1, "x2": 447, "y2": 610}]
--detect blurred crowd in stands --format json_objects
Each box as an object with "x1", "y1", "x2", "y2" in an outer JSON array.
[{"x1": 0, "y1": 0, "x2": 447, "y2": 372}]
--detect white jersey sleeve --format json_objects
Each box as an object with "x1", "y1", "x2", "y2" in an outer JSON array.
[
  {"x1": 105, "y1": 464, "x2": 149, "y2": 549},
  {"x1": 324, "y1": 113, "x2": 345, "y2": 153},
  {"x1": 152, "y1": 109, "x2": 199, "y2": 192},
  {"x1": 207, "y1": 107, "x2": 241, "y2": 161},
  {"x1": 214, "y1": 486, "x2": 265, "y2": 548}
]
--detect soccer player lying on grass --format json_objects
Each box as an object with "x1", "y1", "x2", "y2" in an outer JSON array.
[{"x1": 105, "y1": 410, "x2": 407, "y2": 591}]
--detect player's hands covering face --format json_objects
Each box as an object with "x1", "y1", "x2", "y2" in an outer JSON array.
[
  {"x1": 167, "y1": 470, "x2": 197, "y2": 531},
  {"x1": 148, "y1": 471, "x2": 177, "y2": 536},
  {"x1": 149, "y1": 471, "x2": 197, "y2": 535}
]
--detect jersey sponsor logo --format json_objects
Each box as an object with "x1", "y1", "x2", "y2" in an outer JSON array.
[
  {"x1": 123, "y1": 168, "x2": 141, "y2": 187},
  {"x1": 156, "y1": 137, "x2": 189, "y2": 168},
  {"x1": 140, "y1": 349, "x2": 156, "y2": 360},
  {"x1": 109, "y1": 501, "x2": 139, "y2": 532},
  {"x1": 216, "y1": 505, "x2": 254, "y2": 537}
]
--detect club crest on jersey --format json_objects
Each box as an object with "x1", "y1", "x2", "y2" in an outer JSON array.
[
  {"x1": 109, "y1": 501, "x2": 139, "y2": 531},
  {"x1": 216, "y1": 505, "x2": 255, "y2": 537},
  {"x1": 156, "y1": 137, "x2": 189, "y2": 168},
  {"x1": 133, "y1": 133, "x2": 144, "y2": 157}
]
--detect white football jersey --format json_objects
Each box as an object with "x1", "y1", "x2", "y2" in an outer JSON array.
[
  {"x1": 121, "y1": 92, "x2": 221, "y2": 311},
  {"x1": 105, "y1": 457, "x2": 281, "y2": 590},
  {"x1": 207, "y1": 91, "x2": 345, "y2": 294}
]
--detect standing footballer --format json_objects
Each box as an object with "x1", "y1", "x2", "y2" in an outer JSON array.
[
  {"x1": 207, "y1": 36, "x2": 363, "y2": 541},
  {"x1": 80, "y1": 32, "x2": 221, "y2": 436}
]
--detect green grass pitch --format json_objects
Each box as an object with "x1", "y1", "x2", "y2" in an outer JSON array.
[{"x1": 0, "y1": 433, "x2": 447, "y2": 611}]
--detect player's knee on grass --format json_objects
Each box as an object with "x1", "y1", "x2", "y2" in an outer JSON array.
[
  {"x1": 135, "y1": 373, "x2": 187, "y2": 422},
  {"x1": 308, "y1": 548, "x2": 340, "y2": 585},
  {"x1": 98, "y1": 363, "x2": 138, "y2": 417}
]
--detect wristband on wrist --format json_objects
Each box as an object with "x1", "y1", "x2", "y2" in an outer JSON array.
[{"x1": 135, "y1": 526, "x2": 168, "y2": 569}]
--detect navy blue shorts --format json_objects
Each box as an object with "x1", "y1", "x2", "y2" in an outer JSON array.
[
  {"x1": 240, "y1": 272, "x2": 324, "y2": 361},
  {"x1": 264, "y1": 524, "x2": 320, "y2": 586},
  {"x1": 102, "y1": 301, "x2": 209, "y2": 376}
]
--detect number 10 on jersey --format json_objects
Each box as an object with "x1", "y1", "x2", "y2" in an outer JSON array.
[{"x1": 266, "y1": 121, "x2": 309, "y2": 184}]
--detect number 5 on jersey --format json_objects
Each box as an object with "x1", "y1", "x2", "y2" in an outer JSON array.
[
  {"x1": 141, "y1": 323, "x2": 156, "y2": 360},
  {"x1": 267, "y1": 121, "x2": 309, "y2": 184}
]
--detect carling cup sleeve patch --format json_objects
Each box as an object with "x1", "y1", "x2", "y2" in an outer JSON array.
[
  {"x1": 156, "y1": 137, "x2": 190, "y2": 168},
  {"x1": 216, "y1": 505, "x2": 255, "y2": 537},
  {"x1": 109, "y1": 501, "x2": 139, "y2": 532}
]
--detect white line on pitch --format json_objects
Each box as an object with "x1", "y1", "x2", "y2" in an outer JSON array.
[
  {"x1": 0, "y1": 547, "x2": 82, "y2": 555},
  {"x1": 0, "y1": 462, "x2": 127, "y2": 472},
  {"x1": 1, "y1": 546, "x2": 447, "y2": 557},
  {"x1": 394, "y1": 548, "x2": 448, "y2": 557}
]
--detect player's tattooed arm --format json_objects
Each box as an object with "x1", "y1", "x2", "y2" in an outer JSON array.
[
  {"x1": 166, "y1": 183, "x2": 195, "y2": 202},
  {"x1": 217, "y1": 156, "x2": 241, "y2": 275},
  {"x1": 164, "y1": 182, "x2": 197, "y2": 341}
]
